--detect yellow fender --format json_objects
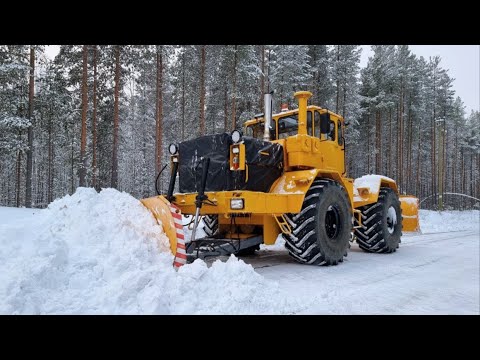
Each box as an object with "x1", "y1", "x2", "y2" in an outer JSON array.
[
  {"x1": 140, "y1": 195, "x2": 178, "y2": 254},
  {"x1": 353, "y1": 174, "x2": 398, "y2": 208}
]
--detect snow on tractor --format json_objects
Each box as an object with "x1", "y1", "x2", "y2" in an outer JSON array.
[{"x1": 141, "y1": 91, "x2": 420, "y2": 266}]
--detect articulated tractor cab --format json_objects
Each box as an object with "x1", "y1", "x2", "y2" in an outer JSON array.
[{"x1": 142, "y1": 91, "x2": 419, "y2": 266}]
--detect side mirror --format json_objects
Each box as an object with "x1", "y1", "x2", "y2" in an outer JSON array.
[{"x1": 320, "y1": 112, "x2": 330, "y2": 134}]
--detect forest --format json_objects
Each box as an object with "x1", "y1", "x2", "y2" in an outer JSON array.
[{"x1": 0, "y1": 45, "x2": 478, "y2": 210}]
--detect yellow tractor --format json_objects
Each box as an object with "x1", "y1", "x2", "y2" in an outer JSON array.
[{"x1": 142, "y1": 91, "x2": 419, "y2": 265}]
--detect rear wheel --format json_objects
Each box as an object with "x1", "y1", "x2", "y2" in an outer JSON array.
[
  {"x1": 283, "y1": 179, "x2": 352, "y2": 265},
  {"x1": 354, "y1": 187, "x2": 402, "y2": 253}
]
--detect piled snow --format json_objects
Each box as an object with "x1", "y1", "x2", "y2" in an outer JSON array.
[
  {"x1": 0, "y1": 188, "x2": 307, "y2": 314},
  {"x1": 419, "y1": 209, "x2": 480, "y2": 234}
]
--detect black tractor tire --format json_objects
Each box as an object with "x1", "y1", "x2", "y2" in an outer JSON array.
[
  {"x1": 354, "y1": 187, "x2": 402, "y2": 253},
  {"x1": 203, "y1": 215, "x2": 219, "y2": 237},
  {"x1": 283, "y1": 178, "x2": 352, "y2": 265}
]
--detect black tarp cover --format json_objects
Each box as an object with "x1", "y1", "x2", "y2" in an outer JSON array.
[{"x1": 178, "y1": 133, "x2": 283, "y2": 193}]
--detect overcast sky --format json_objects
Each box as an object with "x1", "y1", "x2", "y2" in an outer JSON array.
[
  {"x1": 360, "y1": 45, "x2": 479, "y2": 115},
  {"x1": 45, "y1": 45, "x2": 479, "y2": 114}
]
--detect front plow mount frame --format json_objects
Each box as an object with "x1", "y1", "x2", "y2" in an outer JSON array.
[{"x1": 185, "y1": 235, "x2": 263, "y2": 262}]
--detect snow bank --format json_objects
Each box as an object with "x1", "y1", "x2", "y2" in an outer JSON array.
[
  {"x1": 0, "y1": 188, "x2": 306, "y2": 314},
  {"x1": 419, "y1": 209, "x2": 480, "y2": 234}
]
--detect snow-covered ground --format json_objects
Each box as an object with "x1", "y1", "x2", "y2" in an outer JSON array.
[{"x1": 0, "y1": 189, "x2": 478, "y2": 314}]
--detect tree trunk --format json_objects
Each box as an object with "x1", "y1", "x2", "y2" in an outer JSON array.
[
  {"x1": 224, "y1": 79, "x2": 228, "y2": 132},
  {"x1": 71, "y1": 135, "x2": 74, "y2": 194},
  {"x1": 181, "y1": 51, "x2": 185, "y2": 141},
  {"x1": 335, "y1": 46, "x2": 340, "y2": 114},
  {"x1": 438, "y1": 126, "x2": 444, "y2": 210},
  {"x1": 111, "y1": 46, "x2": 120, "y2": 189},
  {"x1": 199, "y1": 45, "x2": 206, "y2": 136},
  {"x1": 155, "y1": 45, "x2": 164, "y2": 174},
  {"x1": 398, "y1": 81, "x2": 404, "y2": 192},
  {"x1": 431, "y1": 67, "x2": 437, "y2": 207},
  {"x1": 452, "y1": 123, "x2": 457, "y2": 197},
  {"x1": 461, "y1": 149, "x2": 465, "y2": 209},
  {"x1": 231, "y1": 45, "x2": 238, "y2": 131},
  {"x1": 416, "y1": 118, "x2": 421, "y2": 198},
  {"x1": 16, "y1": 150, "x2": 22, "y2": 207},
  {"x1": 477, "y1": 153, "x2": 480, "y2": 203},
  {"x1": 375, "y1": 110, "x2": 381, "y2": 173},
  {"x1": 366, "y1": 112, "x2": 370, "y2": 173},
  {"x1": 25, "y1": 46, "x2": 35, "y2": 207},
  {"x1": 443, "y1": 119, "x2": 447, "y2": 199},
  {"x1": 92, "y1": 45, "x2": 98, "y2": 190},
  {"x1": 342, "y1": 62, "x2": 347, "y2": 118},
  {"x1": 407, "y1": 101, "x2": 413, "y2": 194},
  {"x1": 259, "y1": 45, "x2": 265, "y2": 110},
  {"x1": 388, "y1": 108, "x2": 392, "y2": 177},
  {"x1": 470, "y1": 152, "x2": 474, "y2": 206},
  {"x1": 47, "y1": 112, "x2": 53, "y2": 204},
  {"x1": 79, "y1": 45, "x2": 88, "y2": 187}
]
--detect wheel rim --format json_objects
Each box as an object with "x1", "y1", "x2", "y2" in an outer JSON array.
[
  {"x1": 325, "y1": 205, "x2": 341, "y2": 240},
  {"x1": 386, "y1": 206, "x2": 397, "y2": 234}
]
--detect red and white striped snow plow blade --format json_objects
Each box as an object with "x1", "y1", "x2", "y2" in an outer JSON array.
[
  {"x1": 140, "y1": 195, "x2": 187, "y2": 269},
  {"x1": 170, "y1": 204, "x2": 187, "y2": 269}
]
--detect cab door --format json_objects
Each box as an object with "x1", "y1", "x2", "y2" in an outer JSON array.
[{"x1": 315, "y1": 110, "x2": 341, "y2": 172}]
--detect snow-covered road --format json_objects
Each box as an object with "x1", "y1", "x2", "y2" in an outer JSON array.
[
  {"x1": 0, "y1": 189, "x2": 478, "y2": 314},
  {"x1": 245, "y1": 230, "x2": 479, "y2": 314}
]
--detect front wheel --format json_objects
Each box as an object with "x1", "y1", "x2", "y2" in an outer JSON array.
[
  {"x1": 283, "y1": 179, "x2": 352, "y2": 265},
  {"x1": 203, "y1": 215, "x2": 219, "y2": 237}
]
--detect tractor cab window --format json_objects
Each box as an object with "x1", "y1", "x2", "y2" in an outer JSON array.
[
  {"x1": 314, "y1": 111, "x2": 321, "y2": 138},
  {"x1": 278, "y1": 115, "x2": 298, "y2": 139},
  {"x1": 278, "y1": 112, "x2": 312, "y2": 139},
  {"x1": 327, "y1": 120, "x2": 336, "y2": 141},
  {"x1": 315, "y1": 110, "x2": 335, "y2": 141}
]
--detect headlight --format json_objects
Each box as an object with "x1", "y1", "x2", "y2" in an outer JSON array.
[
  {"x1": 230, "y1": 198, "x2": 244, "y2": 210},
  {"x1": 231, "y1": 130, "x2": 242, "y2": 143},
  {"x1": 169, "y1": 143, "x2": 178, "y2": 155}
]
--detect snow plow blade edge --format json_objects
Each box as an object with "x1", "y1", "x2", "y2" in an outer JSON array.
[{"x1": 400, "y1": 195, "x2": 420, "y2": 232}]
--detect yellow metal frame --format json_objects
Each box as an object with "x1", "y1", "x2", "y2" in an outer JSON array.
[{"x1": 173, "y1": 190, "x2": 304, "y2": 215}]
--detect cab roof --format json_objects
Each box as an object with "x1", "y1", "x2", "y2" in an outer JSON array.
[{"x1": 243, "y1": 105, "x2": 343, "y2": 127}]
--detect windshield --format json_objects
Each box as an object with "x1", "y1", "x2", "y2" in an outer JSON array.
[
  {"x1": 278, "y1": 115, "x2": 298, "y2": 139},
  {"x1": 246, "y1": 112, "x2": 318, "y2": 140}
]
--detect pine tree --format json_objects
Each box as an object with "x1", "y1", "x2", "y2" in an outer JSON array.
[{"x1": 79, "y1": 45, "x2": 88, "y2": 187}]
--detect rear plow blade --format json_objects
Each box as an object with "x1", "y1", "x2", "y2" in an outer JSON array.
[
  {"x1": 400, "y1": 195, "x2": 420, "y2": 232},
  {"x1": 141, "y1": 195, "x2": 178, "y2": 254}
]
